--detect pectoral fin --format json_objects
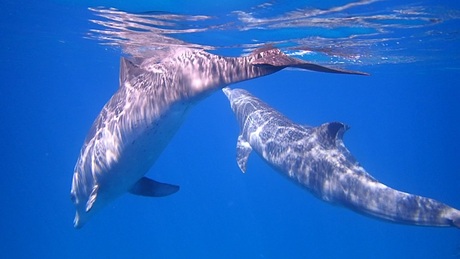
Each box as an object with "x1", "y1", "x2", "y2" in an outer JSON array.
[
  {"x1": 236, "y1": 135, "x2": 253, "y2": 173},
  {"x1": 129, "y1": 177, "x2": 180, "y2": 197}
]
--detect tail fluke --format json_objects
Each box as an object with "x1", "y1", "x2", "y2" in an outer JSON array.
[{"x1": 250, "y1": 47, "x2": 369, "y2": 75}]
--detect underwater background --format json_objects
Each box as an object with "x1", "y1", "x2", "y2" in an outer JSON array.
[{"x1": 1, "y1": 0, "x2": 460, "y2": 258}]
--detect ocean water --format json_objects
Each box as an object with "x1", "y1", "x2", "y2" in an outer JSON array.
[{"x1": 1, "y1": 0, "x2": 460, "y2": 258}]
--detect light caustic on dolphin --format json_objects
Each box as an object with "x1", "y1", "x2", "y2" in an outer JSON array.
[
  {"x1": 70, "y1": 47, "x2": 367, "y2": 228},
  {"x1": 223, "y1": 87, "x2": 460, "y2": 228}
]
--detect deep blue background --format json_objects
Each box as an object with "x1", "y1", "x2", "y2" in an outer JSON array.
[{"x1": 1, "y1": 0, "x2": 459, "y2": 258}]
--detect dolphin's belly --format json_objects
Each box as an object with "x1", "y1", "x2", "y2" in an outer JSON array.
[{"x1": 94, "y1": 103, "x2": 189, "y2": 198}]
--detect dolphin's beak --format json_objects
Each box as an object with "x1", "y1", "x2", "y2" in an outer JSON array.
[
  {"x1": 73, "y1": 213, "x2": 83, "y2": 229},
  {"x1": 222, "y1": 87, "x2": 232, "y2": 99}
]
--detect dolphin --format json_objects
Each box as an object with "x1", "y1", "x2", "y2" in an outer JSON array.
[
  {"x1": 223, "y1": 87, "x2": 460, "y2": 228},
  {"x1": 70, "y1": 47, "x2": 367, "y2": 228}
]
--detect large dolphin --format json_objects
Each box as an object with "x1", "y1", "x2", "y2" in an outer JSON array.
[
  {"x1": 223, "y1": 87, "x2": 460, "y2": 228},
  {"x1": 70, "y1": 47, "x2": 367, "y2": 228}
]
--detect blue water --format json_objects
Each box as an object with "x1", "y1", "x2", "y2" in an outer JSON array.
[{"x1": 1, "y1": 0, "x2": 460, "y2": 258}]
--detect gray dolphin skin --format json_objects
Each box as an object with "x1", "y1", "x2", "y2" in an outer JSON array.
[
  {"x1": 70, "y1": 47, "x2": 367, "y2": 228},
  {"x1": 223, "y1": 87, "x2": 460, "y2": 228}
]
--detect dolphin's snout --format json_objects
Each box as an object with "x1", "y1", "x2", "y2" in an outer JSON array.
[
  {"x1": 73, "y1": 213, "x2": 82, "y2": 229},
  {"x1": 222, "y1": 87, "x2": 232, "y2": 99}
]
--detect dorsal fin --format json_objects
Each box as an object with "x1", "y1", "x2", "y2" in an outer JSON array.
[
  {"x1": 119, "y1": 57, "x2": 143, "y2": 87},
  {"x1": 317, "y1": 122, "x2": 349, "y2": 148}
]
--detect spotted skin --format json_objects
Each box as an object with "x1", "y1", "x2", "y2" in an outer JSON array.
[
  {"x1": 70, "y1": 47, "x2": 366, "y2": 228},
  {"x1": 223, "y1": 87, "x2": 460, "y2": 228}
]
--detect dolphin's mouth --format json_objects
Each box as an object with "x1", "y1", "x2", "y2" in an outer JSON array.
[
  {"x1": 73, "y1": 213, "x2": 83, "y2": 229},
  {"x1": 73, "y1": 215, "x2": 80, "y2": 228}
]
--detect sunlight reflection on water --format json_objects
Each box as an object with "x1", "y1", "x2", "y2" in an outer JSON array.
[{"x1": 87, "y1": 1, "x2": 460, "y2": 67}]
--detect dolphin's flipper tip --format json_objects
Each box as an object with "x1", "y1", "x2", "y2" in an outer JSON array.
[
  {"x1": 129, "y1": 177, "x2": 180, "y2": 197},
  {"x1": 290, "y1": 62, "x2": 370, "y2": 76}
]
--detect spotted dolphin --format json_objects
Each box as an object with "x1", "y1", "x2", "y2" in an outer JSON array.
[
  {"x1": 70, "y1": 47, "x2": 367, "y2": 228},
  {"x1": 223, "y1": 87, "x2": 460, "y2": 228}
]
